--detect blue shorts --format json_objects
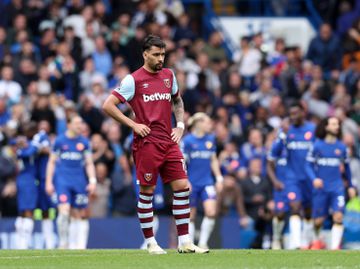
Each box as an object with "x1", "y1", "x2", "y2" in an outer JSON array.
[
  {"x1": 286, "y1": 179, "x2": 312, "y2": 208},
  {"x1": 17, "y1": 174, "x2": 38, "y2": 213},
  {"x1": 37, "y1": 179, "x2": 55, "y2": 211},
  {"x1": 312, "y1": 188, "x2": 345, "y2": 218},
  {"x1": 273, "y1": 187, "x2": 290, "y2": 213},
  {"x1": 55, "y1": 177, "x2": 88, "y2": 209},
  {"x1": 190, "y1": 184, "x2": 217, "y2": 207}
]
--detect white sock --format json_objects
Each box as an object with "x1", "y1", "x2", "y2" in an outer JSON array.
[
  {"x1": 77, "y1": 219, "x2": 89, "y2": 249},
  {"x1": 272, "y1": 217, "x2": 285, "y2": 242},
  {"x1": 145, "y1": 236, "x2": 157, "y2": 245},
  {"x1": 178, "y1": 234, "x2": 191, "y2": 247},
  {"x1": 289, "y1": 215, "x2": 301, "y2": 249},
  {"x1": 189, "y1": 221, "x2": 195, "y2": 242},
  {"x1": 198, "y1": 217, "x2": 215, "y2": 247},
  {"x1": 331, "y1": 224, "x2": 344, "y2": 250},
  {"x1": 301, "y1": 219, "x2": 314, "y2": 248},
  {"x1": 68, "y1": 217, "x2": 78, "y2": 249},
  {"x1": 42, "y1": 219, "x2": 55, "y2": 249},
  {"x1": 22, "y1": 218, "x2": 34, "y2": 249},
  {"x1": 57, "y1": 213, "x2": 70, "y2": 249},
  {"x1": 15, "y1": 217, "x2": 26, "y2": 249}
]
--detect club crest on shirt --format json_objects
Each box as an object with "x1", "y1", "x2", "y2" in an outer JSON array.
[
  {"x1": 144, "y1": 173, "x2": 152, "y2": 181},
  {"x1": 304, "y1": 131, "x2": 312, "y2": 140},
  {"x1": 335, "y1": 149, "x2": 341, "y2": 156},
  {"x1": 205, "y1": 141, "x2": 213, "y2": 149},
  {"x1": 163, "y1": 78, "x2": 171, "y2": 88},
  {"x1": 76, "y1": 143, "x2": 85, "y2": 151}
]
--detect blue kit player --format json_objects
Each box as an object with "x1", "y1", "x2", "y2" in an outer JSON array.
[
  {"x1": 273, "y1": 102, "x2": 316, "y2": 249},
  {"x1": 182, "y1": 112, "x2": 223, "y2": 249},
  {"x1": 267, "y1": 118, "x2": 290, "y2": 250},
  {"x1": 306, "y1": 117, "x2": 356, "y2": 249},
  {"x1": 33, "y1": 120, "x2": 55, "y2": 249},
  {"x1": 46, "y1": 115, "x2": 97, "y2": 249},
  {"x1": 14, "y1": 122, "x2": 39, "y2": 249}
]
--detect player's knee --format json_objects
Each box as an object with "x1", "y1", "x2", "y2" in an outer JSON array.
[
  {"x1": 314, "y1": 218, "x2": 324, "y2": 228},
  {"x1": 333, "y1": 212, "x2": 343, "y2": 224},
  {"x1": 58, "y1": 204, "x2": 70, "y2": 215},
  {"x1": 171, "y1": 179, "x2": 191, "y2": 192},
  {"x1": 276, "y1": 212, "x2": 286, "y2": 221}
]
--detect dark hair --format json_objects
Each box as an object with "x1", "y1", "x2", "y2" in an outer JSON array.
[
  {"x1": 315, "y1": 117, "x2": 342, "y2": 140},
  {"x1": 142, "y1": 35, "x2": 166, "y2": 52}
]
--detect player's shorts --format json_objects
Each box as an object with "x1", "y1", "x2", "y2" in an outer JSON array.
[
  {"x1": 133, "y1": 142, "x2": 187, "y2": 186},
  {"x1": 286, "y1": 178, "x2": 312, "y2": 208},
  {"x1": 312, "y1": 188, "x2": 345, "y2": 218},
  {"x1": 54, "y1": 177, "x2": 88, "y2": 209},
  {"x1": 190, "y1": 184, "x2": 217, "y2": 207},
  {"x1": 273, "y1": 187, "x2": 290, "y2": 214},
  {"x1": 37, "y1": 179, "x2": 55, "y2": 211},
  {"x1": 17, "y1": 174, "x2": 38, "y2": 213}
]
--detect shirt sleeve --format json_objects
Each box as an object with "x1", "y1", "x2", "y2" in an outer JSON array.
[
  {"x1": 52, "y1": 138, "x2": 61, "y2": 156},
  {"x1": 111, "y1": 74, "x2": 135, "y2": 103},
  {"x1": 171, "y1": 70, "x2": 179, "y2": 96}
]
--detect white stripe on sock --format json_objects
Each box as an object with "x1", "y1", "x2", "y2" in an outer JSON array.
[
  {"x1": 139, "y1": 194, "x2": 153, "y2": 201},
  {"x1": 175, "y1": 218, "x2": 189, "y2": 225},
  {"x1": 173, "y1": 199, "x2": 189, "y2": 206},
  {"x1": 174, "y1": 191, "x2": 190, "y2": 198},
  {"x1": 137, "y1": 202, "x2": 153, "y2": 209},
  {"x1": 140, "y1": 222, "x2": 153, "y2": 229},
  {"x1": 172, "y1": 208, "x2": 190, "y2": 215},
  {"x1": 138, "y1": 212, "x2": 153, "y2": 219}
]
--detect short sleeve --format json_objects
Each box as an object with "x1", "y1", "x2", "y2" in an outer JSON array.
[
  {"x1": 112, "y1": 74, "x2": 135, "y2": 103},
  {"x1": 171, "y1": 70, "x2": 179, "y2": 96}
]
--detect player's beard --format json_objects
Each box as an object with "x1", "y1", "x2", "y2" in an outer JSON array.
[{"x1": 152, "y1": 62, "x2": 163, "y2": 71}]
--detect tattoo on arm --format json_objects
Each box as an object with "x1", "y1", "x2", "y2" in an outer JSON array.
[{"x1": 172, "y1": 95, "x2": 184, "y2": 123}]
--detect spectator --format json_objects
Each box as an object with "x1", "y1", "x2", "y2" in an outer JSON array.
[
  {"x1": 30, "y1": 94, "x2": 56, "y2": 133},
  {"x1": 0, "y1": 98, "x2": 10, "y2": 128},
  {"x1": 306, "y1": 23, "x2": 342, "y2": 77},
  {"x1": 92, "y1": 35, "x2": 112, "y2": 77},
  {"x1": 202, "y1": 31, "x2": 228, "y2": 62},
  {"x1": 0, "y1": 65, "x2": 23, "y2": 105},
  {"x1": 336, "y1": 0, "x2": 360, "y2": 38}
]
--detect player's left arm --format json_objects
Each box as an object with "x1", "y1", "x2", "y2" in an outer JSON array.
[
  {"x1": 211, "y1": 153, "x2": 223, "y2": 193},
  {"x1": 171, "y1": 70, "x2": 185, "y2": 144},
  {"x1": 84, "y1": 149, "x2": 97, "y2": 195},
  {"x1": 343, "y1": 146, "x2": 357, "y2": 198}
]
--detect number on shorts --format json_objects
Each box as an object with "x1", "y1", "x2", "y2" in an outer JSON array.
[
  {"x1": 75, "y1": 194, "x2": 89, "y2": 206},
  {"x1": 337, "y1": 196, "x2": 345, "y2": 208},
  {"x1": 181, "y1": 159, "x2": 187, "y2": 174}
]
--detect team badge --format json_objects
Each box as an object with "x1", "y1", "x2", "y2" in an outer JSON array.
[
  {"x1": 76, "y1": 143, "x2": 85, "y2": 151},
  {"x1": 144, "y1": 173, "x2": 153, "y2": 181},
  {"x1": 205, "y1": 141, "x2": 213, "y2": 149},
  {"x1": 335, "y1": 149, "x2": 341, "y2": 156},
  {"x1": 287, "y1": 192, "x2": 296, "y2": 201},
  {"x1": 304, "y1": 131, "x2": 312, "y2": 140},
  {"x1": 163, "y1": 79, "x2": 171, "y2": 88}
]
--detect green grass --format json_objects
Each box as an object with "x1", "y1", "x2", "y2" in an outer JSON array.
[{"x1": 0, "y1": 249, "x2": 360, "y2": 269}]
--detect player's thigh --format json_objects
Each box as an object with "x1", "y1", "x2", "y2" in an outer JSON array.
[
  {"x1": 134, "y1": 143, "x2": 163, "y2": 186},
  {"x1": 330, "y1": 190, "x2": 346, "y2": 221},
  {"x1": 287, "y1": 183, "x2": 302, "y2": 212},
  {"x1": 201, "y1": 185, "x2": 217, "y2": 217},
  {"x1": 17, "y1": 176, "x2": 38, "y2": 212},
  {"x1": 273, "y1": 189, "x2": 288, "y2": 215},
  {"x1": 70, "y1": 181, "x2": 89, "y2": 210},
  {"x1": 299, "y1": 179, "x2": 313, "y2": 208},
  {"x1": 312, "y1": 189, "x2": 329, "y2": 219},
  {"x1": 38, "y1": 181, "x2": 54, "y2": 211},
  {"x1": 161, "y1": 144, "x2": 188, "y2": 187}
]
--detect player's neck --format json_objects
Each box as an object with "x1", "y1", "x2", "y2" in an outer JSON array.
[
  {"x1": 66, "y1": 130, "x2": 78, "y2": 138},
  {"x1": 143, "y1": 64, "x2": 159, "y2": 74},
  {"x1": 324, "y1": 134, "x2": 337, "y2": 143}
]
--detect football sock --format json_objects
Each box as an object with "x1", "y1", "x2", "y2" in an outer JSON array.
[
  {"x1": 57, "y1": 212, "x2": 70, "y2": 248},
  {"x1": 272, "y1": 217, "x2": 285, "y2": 242},
  {"x1": 289, "y1": 215, "x2": 301, "y2": 249},
  {"x1": 189, "y1": 221, "x2": 195, "y2": 242},
  {"x1": 301, "y1": 219, "x2": 314, "y2": 247},
  {"x1": 15, "y1": 217, "x2": 26, "y2": 249},
  {"x1": 137, "y1": 192, "x2": 155, "y2": 244},
  {"x1": 331, "y1": 223, "x2": 344, "y2": 250},
  {"x1": 198, "y1": 217, "x2": 215, "y2": 247},
  {"x1": 68, "y1": 217, "x2": 78, "y2": 249},
  {"x1": 77, "y1": 219, "x2": 89, "y2": 249},
  {"x1": 42, "y1": 219, "x2": 55, "y2": 249},
  {"x1": 172, "y1": 188, "x2": 191, "y2": 246},
  {"x1": 23, "y1": 217, "x2": 34, "y2": 249}
]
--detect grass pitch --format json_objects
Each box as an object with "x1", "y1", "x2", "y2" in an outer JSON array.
[{"x1": 0, "y1": 249, "x2": 359, "y2": 269}]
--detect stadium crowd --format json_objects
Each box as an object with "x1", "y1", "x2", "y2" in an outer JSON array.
[{"x1": 0, "y1": 0, "x2": 360, "y2": 249}]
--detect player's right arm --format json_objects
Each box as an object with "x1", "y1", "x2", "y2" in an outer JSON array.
[
  {"x1": 305, "y1": 143, "x2": 323, "y2": 188},
  {"x1": 103, "y1": 75, "x2": 150, "y2": 138},
  {"x1": 266, "y1": 141, "x2": 284, "y2": 190}
]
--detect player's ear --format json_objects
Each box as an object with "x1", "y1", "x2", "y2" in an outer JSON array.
[{"x1": 143, "y1": 51, "x2": 147, "y2": 59}]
